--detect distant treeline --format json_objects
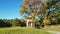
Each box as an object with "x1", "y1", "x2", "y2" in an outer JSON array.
[
  {"x1": 0, "y1": 18, "x2": 26, "y2": 27},
  {"x1": 0, "y1": 17, "x2": 60, "y2": 28}
]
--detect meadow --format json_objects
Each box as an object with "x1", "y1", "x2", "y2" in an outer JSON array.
[{"x1": 0, "y1": 27, "x2": 51, "y2": 34}]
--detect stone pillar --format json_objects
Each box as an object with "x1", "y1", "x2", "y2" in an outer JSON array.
[
  {"x1": 31, "y1": 22, "x2": 32, "y2": 27},
  {"x1": 26, "y1": 19, "x2": 29, "y2": 27}
]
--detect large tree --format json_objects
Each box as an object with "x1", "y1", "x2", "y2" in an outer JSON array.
[{"x1": 19, "y1": 0, "x2": 60, "y2": 26}]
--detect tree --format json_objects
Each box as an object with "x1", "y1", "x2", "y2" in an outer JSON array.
[
  {"x1": 19, "y1": 0, "x2": 60, "y2": 27},
  {"x1": 49, "y1": 8, "x2": 60, "y2": 25},
  {"x1": 45, "y1": 0, "x2": 60, "y2": 25},
  {"x1": 0, "y1": 19, "x2": 12, "y2": 27},
  {"x1": 19, "y1": 0, "x2": 47, "y2": 27},
  {"x1": 11, "y1": 18, "x2": 26, "y2": 27}
]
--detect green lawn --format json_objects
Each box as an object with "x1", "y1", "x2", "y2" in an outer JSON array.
[
  {"x1": 0, "y1": 27, "x2": 51, "y2": 34},
  {"x1": 44, "y1": 25, "x2": 60, "y2": 31}
]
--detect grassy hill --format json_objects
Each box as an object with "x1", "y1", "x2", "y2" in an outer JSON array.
[{"x1": 0, "y1": 27, "x2": 51, "y2": 34}]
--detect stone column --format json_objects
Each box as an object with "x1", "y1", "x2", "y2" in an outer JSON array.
[
  {"x1": 26, "y1": 19, "x2": 29, "y2": 27},
  {"x1": 31, "y1": 22, "x2": 32, "y2": 27}
]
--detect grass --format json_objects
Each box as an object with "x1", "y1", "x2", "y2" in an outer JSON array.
[
  {"x1": 0, "y1": 27, "x2": 51, "y2": 34},
  {"x1": 44, "y1": 25, "x2": 60, "y2": 31}
]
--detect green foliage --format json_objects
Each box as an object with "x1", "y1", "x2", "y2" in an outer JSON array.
[
  {"x1": 0, "y1": 19, "x2": 12, "y2": 27},
  {"x1": 11, "y1": 19, "x2": 21, "y2": 27},
  {"x1": 0, "y1": 18, "x2": 26, "y2": 27},
  {"x1": 46, "y1": 0, "x2": 58, "y2": 9},
  {"x1": 44, "y1": 0, "x2": 60, "y2": 25},
  {"x1": 49, "y1": 9, "x2": 60, "y2": 25}
]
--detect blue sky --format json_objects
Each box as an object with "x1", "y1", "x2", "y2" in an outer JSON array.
[
  {"x1": 0, "y1": 0, "x2": 47, "y2": 19},
  {"x1": 0, "y1": 0, "x2": 22, "y2": 19}
]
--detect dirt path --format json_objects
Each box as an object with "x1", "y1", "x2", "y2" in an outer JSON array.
[{"x1": 47, "y1": 30, "x2": 60, "y2": 34}]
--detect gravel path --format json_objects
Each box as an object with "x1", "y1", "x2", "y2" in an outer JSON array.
[{"x1": 47, "y1": 30, "x2": 60, "y2": 34}]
